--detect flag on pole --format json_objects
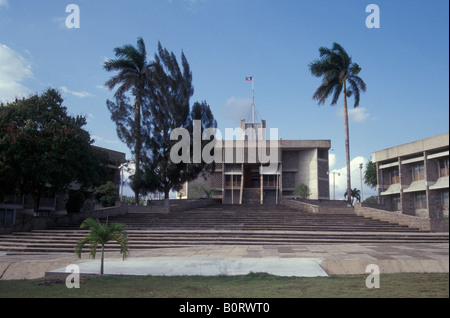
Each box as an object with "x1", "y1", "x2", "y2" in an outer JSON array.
[{"x1": 245, "y1": 76, "x2": 253, "y2": 81}]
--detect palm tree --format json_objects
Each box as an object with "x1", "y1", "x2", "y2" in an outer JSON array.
[
  {"x1": 344, "y1": 188, "x2": 361, "y2": 205},
  {"x1": 104, "y1": 37, "x2": 153, "y2": 205},
  {"x1": 309, "y1": 42, "x2": 366, "y2": 206},
  {"x1": 75, "y1": 218, "x2": 129, "y2": 275}
]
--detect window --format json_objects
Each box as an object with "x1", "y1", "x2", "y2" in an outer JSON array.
[
  {"x1": 439, "y1": 158, "x2": 449, "y2": 177},
  {"x1": 225, "y1": 175, "x2": 241, "y2": 188},
  {"x1": 442, "y1": 190, "x2": 449, "y2": 207},
  {"x1": 263, "y1": 175, "x2": 278, "y2": 187},
  {"x1": 389, "y1": 168, "x2": 400, "y2": 184},
  {"x1": 412, "y1": 162, "x2": 425, "y2": 181},
  {"x1": 0, "y1": 209, "x2": 15, "y2": 227},
  {"x1": 414, "y1": 192, "x2": 427, "y2": 210},
  {"x1": 392, "y1": 195, "x2": 401, "y2": 211}
]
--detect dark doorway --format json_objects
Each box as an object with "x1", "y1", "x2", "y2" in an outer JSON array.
[{"x1": 244, "y1": 165, "x2": 260, "y2": 188}]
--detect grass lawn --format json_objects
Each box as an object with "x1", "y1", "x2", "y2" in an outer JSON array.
[{"x1": 0, "y1": 272, "x2": 448, "y2": 298}]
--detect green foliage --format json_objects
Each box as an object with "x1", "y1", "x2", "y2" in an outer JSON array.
[
  {"x1": 344, "y1": 188, "x2": 361, "y2": 205},
  {"x1": 294, "y1": 184, "x2": 311, "y2": 199},
  {"x1": 104, "y1": 37, "x2": 154, "y2": 205},
  {"x1": 105, "y1": 39, "x2": 217, "y2": 202},
  {"x1": 309, "y1": 42, "x2": 367, "y2": 107},
  {"x1": 309, "y1": 43, "x2": 366, "y2": 206},
  {"x1": 94, "y1": 181, "x2": 118, "y2": 207},
  {"x1": 187, "y1": 185, "x2": 216, "y2": 199},
  {"x1": 0, "y1": 89, "x2": 107, "y2": 212},
  {"x1": 364, "y1": 160, "x2": 377, "y2": 189},
  {"x1": 121, "y1": 195, "x2": 147, "y2": 206},
  {"x1": 74, "y1": 218, "x2": 129, "y2": 275},
  {"x1": 142, "y1": 42, "x2": 217, "y2": 199},
  {"x1": 203, "y1": 187, "x2": 216, "y2": 198},
  {"x1": 363, "y1": 195, "x2": 378, "y2": 205}
]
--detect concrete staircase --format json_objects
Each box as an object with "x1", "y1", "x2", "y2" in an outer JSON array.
[
  {"x1": 0, "y1": 204, "x2": 448, "y2": 254},
  {"x1": 242, "y1": 189, "x2": 260, "y2": 204}
]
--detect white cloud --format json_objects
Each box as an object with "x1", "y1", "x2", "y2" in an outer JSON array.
[
  {"x1": 0, "y1": 44, "x2": 33, "y2": 103},
  {"x1": 168, "y1": 0, "x2": 209, "y2": 10},
  {"x1": 349, "y1": 107, "x2": 371, "y2": 123},
  {"x1": 60, "y1": 86, "x2": 93, "y2": 98},
  {"x1": 96, "y1": 84, "x2": 108, "y2": 91},
  {"x1": 328, "y1": 153, "x2": 336, "y2": 170},
  {"x1": 336, "y1": 107, "x2": 374, "y2": 123},
  {"x1": 222, "y1": 97, "x2": 252, "y2": 122},
  {"x1": 86, "y1": 113, "x2": 95, "y2": 123},
  {"x1": 52, "y1": 16, "x2": 67, "y2": 29},
  {"x1": 329, "y1": 155, "x2": 376, "y2": 200},
  {"x1": 92, "y1": 135, "x2": 119, "y2": 145}
]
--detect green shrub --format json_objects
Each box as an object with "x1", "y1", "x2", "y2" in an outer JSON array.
[
  {"x1": 363, "y1": 195, "x2": 378, "y2": 205},
  {"x1": 94, "y1": 181, "x2": 118, "y2": 207},
  {"x1": 294, "y1": 184, "x2": 311, "y2": 199}
]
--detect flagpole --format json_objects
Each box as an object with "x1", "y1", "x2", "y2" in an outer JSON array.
[{"x1": 251, "y1": 76, "x2": 255, "y2": 123}]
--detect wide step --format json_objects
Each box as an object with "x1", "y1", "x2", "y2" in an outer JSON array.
[{"x1": 0, "y1": 204, "x2": 447, "y2": 254}]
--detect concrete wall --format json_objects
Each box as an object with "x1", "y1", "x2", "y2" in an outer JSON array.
[
  {"x1": 297, "y1": 149, "x2": 318, "y2": 200},
  {"x1": 168, "y1": 199, "x2": 214, "y2": 212},
  {"x1": 373, "y1": 133, "x2": 449, "y2": 162},
  {"x1": 1, "y1": 199, "x2": 215, "y2": 234},
  {"x1": 354, "y1": 204, "x2": 449, "y2": 232},
  {"x1": 281, "y1": 200, "x2": 354, "y2": 215},
  {"x1": 0, "y1": 205, "x2": 129, "y2": 234}
]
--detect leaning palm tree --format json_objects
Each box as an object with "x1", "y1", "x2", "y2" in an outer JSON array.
[
  {"x1": 104, "y1": 37, "x2": 153, "y2": 205},
  {"x1": 309, "y1": 42, "x2": 366, "y2": 206},
  {"x1": 75, "y1": 218, "x2": 129, "y2": 275}
]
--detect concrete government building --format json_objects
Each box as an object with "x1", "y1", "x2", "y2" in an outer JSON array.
[
  {"x1": 373, "y1": 132, "x2": 449, "y2": 218},
  {"x1": 178, "y1": 119, "x2": 331, "y2": 204}
]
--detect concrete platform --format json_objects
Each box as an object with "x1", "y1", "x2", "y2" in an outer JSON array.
[
  {"x1": 47, "y1": 257, "x2": 328, "y2": 277},
  {"x1": 0, "y1": 243, "x2": 448, "y2": 280}
]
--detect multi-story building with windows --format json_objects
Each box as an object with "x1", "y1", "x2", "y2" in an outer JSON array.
[
  {"x1": 178, "y1": 119, "x2": 331, "y2": 204},
  {"x1": 373, "y1": 133, "x2": 449, "y2": 218}
]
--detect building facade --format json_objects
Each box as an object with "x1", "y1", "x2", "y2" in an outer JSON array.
[
  {"x1": 0, "y1": 146, "x2": 126, "y2": 227},
  {"x1": 373, "y1": 133, "x2": 449, "y2": 218},
  {"x1": 179, "y1": 119, "x2": 331, "y2": 204}
]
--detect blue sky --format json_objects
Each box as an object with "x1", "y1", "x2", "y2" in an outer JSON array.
[{"x1": 1, "y1": 0, "x2": 448, "y2": 198}]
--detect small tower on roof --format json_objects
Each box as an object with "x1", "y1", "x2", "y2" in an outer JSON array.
[{"x1": 241, "y1": 76, "x2": 266, "y2": 140}]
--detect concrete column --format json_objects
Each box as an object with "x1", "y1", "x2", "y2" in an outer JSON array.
[
  {"x1": 424, "y1": 151, "x2": 440, "y2": 218},
  {"x1": 240, "y1": 163, "x2": 244, "y2": 205},
  {"x1": 221, "y1": 151, "x2": 225, "y2": 204},
  {"x1": 376, "y1": 161, "x2": 383, "y2": 205},
  {"x1": 260, "y1": 167, "x2": 263, "y2": 205}
]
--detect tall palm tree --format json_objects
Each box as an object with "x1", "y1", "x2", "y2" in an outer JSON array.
[
  {"x1": 309, "y1": 43, "x2": 366, "y2": 206},
  {"x1": 104, "y1": 37, "x2": 153, "y2": 205},
  {"x1": 75, "y1": 218, "x2": 129, "y2": 275}
]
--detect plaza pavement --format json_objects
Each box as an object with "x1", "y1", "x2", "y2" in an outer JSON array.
[{"x1": 0, "y1": 242, "x2": 448, "y2": 280}]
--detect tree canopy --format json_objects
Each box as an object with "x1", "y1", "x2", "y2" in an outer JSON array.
[
  {"x1": 309, "y1": 42, "x2": 366, "y2": 206},
  {"x1": 364, "y1": 160, "x2": 377, "y2": 189},
  {"x1": 0, "y1": 89, "x2": 107, "y2": 212},
  {"x1": 105, "y1": 39, "x2": 218, "y2": 202},
  {"x1": 104, "y1": 37, "x2": 154, "y2": 205}
]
